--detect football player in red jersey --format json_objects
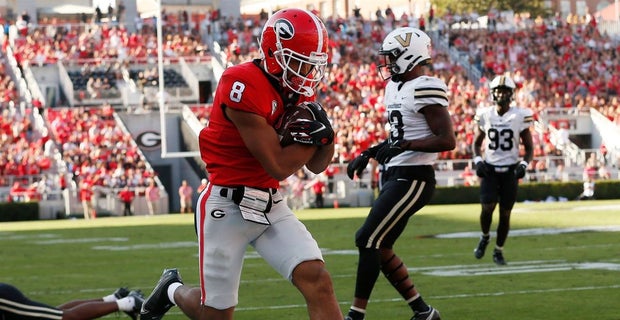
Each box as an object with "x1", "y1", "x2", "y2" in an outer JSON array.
[{"x1": 140, "y1": 8, "x2": 342, "y2": 320}]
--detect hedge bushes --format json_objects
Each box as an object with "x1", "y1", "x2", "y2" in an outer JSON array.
[
  {"x1": 432, "y1": 180, "x2": 619, "y2": 204},
  {"x1": 0, "y1": 202, "x2": 39, "y2": 222},
  {"x1": 1, "y1": 181, "x2": 617, "y2": 222}
]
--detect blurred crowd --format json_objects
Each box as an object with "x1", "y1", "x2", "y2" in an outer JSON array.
[
  {"x1": 1, "y1": 6, "x2": 619, "y2": 203},
  {"x1": 209, "y1": 7, "x2": 619, "y2": 170}
]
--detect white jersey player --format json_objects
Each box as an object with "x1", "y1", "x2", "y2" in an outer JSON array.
[
  {"x1": 381, "y1": 76, "x2": 449, "y2": 168},
  {"x1": 345, "y1": 27, "x2": 455, "y2": 320},
  {"x1": 472, "y1": 74, "x2": 534, "y2": 266},
  {"x1": 474, "y1": 97, "x2": 533, "y2": 166}
]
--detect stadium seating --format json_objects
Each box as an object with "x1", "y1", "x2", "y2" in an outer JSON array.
[{"x1": 1, "y1": 7, "x2": 618, "y2": 214}]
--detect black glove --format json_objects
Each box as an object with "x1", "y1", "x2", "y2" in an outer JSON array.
[
  {"x1": 346, "y1": 151, "x2": 370, "y2": 179},
  {"x1": 299, "y1": 102, "x2": 332, "y2": 131},
  {"x1": 475, "y1": 161, "x2": 489, "y2": 178},
  {"x1": 515, "y1": 161, "x2": 528, "y2": 179},
  {"x1": 366, "y1": 140, "x2": 387, "y2": 157},
  {"x1": 286, "y1": 119, "x2": 334, "y2": 146},
  {"x1": 375, "y1": 139, "x2": 405, "y2": 164},
  {"x1": 346, "y1": 141, "x2": 388, "y2": 180}
]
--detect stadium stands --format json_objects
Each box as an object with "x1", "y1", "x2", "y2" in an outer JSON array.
[{"x1": 0, "y1": 6, "x2": 618, "y2": 216}]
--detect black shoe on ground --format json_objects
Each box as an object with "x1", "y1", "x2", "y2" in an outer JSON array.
[
  {"x1": 113, "y1": 287, "x2": 130, "y2": 299},
  {"x1": 412, "y1": 306, "x2": 441, "y2": 320},
  {"x1": 140, "y1": 268, "x2": 183, "y2": 320},
  {"x1": 124, "y1": 290, "x2": 145, "y2": 320},
  {"x1": 474, "y1": 236, "x2": 489, "y2": 259},
  {"x1": 493, "y1": 249, "x2": 507, "y2": 265},
  {"x1": 345, "y1": 308, "x2": 367, "y2": 320}
]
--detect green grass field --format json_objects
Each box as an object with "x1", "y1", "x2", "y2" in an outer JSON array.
[{"x1": 2, "y1": 200, "x2": 620, "y2": 319}]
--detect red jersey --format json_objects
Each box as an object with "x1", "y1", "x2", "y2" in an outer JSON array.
[
  {"x1": 79, "y1": 188, "x2": 93, "y2": 202},
  {"x1": 119, "y1": 189, "x2": 135, "y2": 202},
  {"x1": 199, "y1": 60, "x2": 308, "y2": 189},
  {"x1": 312, "y1": 180, "x2": 325, "y2": 194}
]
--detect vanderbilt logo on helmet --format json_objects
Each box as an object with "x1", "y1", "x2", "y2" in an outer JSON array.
[
  {"x1": 394, "y1": 32, "x2": 412, "y2": 47},
  {"x1": 274, "y1": 19, "x2": 294, "y2": 40}
]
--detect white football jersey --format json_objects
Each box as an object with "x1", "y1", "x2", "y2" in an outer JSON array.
[
  {"x1": 382, "y1": 75, "x2": 449, "y2": 168},
  {"x1": 475, "y1": 105, "x2": 534, "y2": 166}
]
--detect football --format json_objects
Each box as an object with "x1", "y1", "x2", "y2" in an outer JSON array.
[{"x1": 275, "y1": 104, "x2": 315, "y2": 146}]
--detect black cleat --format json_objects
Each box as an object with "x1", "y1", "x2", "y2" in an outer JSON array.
[
  {"x1": 113, "y1": 287, "x2": 130, "y2": 299},
  {"x1": 124, "y1": 290, "x2": 144, "y2": 320},
  {"x1": 493, "y1": 249, "x2": 507, "y2": 265},
  {"x1": 140, "y1": 268, "x2": 183, "y2": 320},
  {"x1": 474, "y1": 236, "x2": 489, "y2": 259},
  {"x1": 345, "y1": 308, "x2": 367, "y2": 320},
  {"x1": 344, "y1": 315, "x2": 365, "y2": 320},
  {"x1": 412, "y1": 306, "x2": 441, "y2": 320}
]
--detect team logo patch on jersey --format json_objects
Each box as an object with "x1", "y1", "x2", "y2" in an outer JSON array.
[
  {"x1": 271, "y1": 100, "x2": 278, "y2": 116},
  {"x1": 274, "y1": 19, "x2": 294, "y2": 39}
]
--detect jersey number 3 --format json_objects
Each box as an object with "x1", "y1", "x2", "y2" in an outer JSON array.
[
  {"x1": 487, "y1": 128, "x2": 514, "y2": 151},
  {"x1": 388, "y1": 110, "x2": 404, "y2": 140}
]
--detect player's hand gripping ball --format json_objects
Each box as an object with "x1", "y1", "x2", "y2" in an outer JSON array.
[
  {"x1": 275, "y1": 102, "x2": 334, "y2": 146},
  {"x1": 275, "y1": 104, "x2": 314, "y2": 146}
]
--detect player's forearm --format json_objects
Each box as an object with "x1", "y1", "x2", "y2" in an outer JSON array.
[
  {"x1": 265, "y1": 144, "x2": 317, "y2": 180},
  {"x1": 306, "y1": 143, "x2": 335, "y2": 174},
  {"x1": 523, "y1": 148, "x2": 534, "y2": 163},
  {"x1": 401, "y1": 134, "x2": 455, "y2": 152}
]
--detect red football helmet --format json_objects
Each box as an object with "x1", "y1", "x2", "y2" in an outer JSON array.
[{"x1": 259, "y1": 8, "x2": 329, "y2": 97}]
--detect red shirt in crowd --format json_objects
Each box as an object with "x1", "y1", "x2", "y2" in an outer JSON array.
[
  {"x1": 79, "y1": 185, "x2": 94, "y2": 202},
  {"x1": 119, "y1": 188, "x2": 135, "y2": 203}
]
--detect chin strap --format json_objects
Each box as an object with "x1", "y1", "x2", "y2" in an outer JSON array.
[{"x1": 391, "y1": 74, "x2": 403, "y2": 82}]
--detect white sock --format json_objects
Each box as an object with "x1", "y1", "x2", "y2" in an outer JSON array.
[
  {"x1": 406, "y1": 293, "x2": 421, "y2": 303},
  {"x1": 102, "y1": 294, "x2": 117, "y2": 302},
  {"x1": 350, "y1": 305, "x2": 366, "y2": 313},
  {"x1": 116, "y1": 296, "x2": 134, "y2": 312},
  {"x1": 167, "y1": 282, "x2": 182, "y2": 305}
]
